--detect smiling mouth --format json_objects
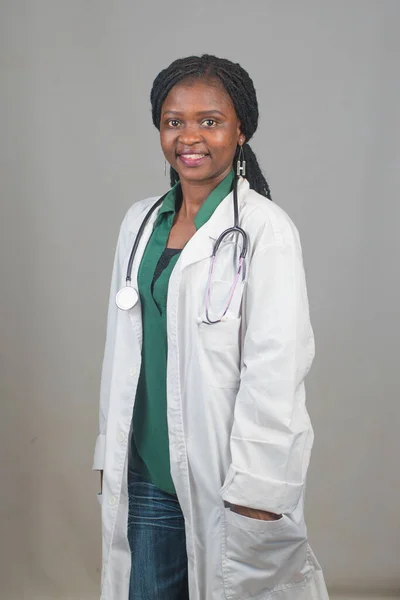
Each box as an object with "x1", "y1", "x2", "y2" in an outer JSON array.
[
  {"x1": 177, "y1": 153, "x2": 209, "y2": 167},
  {"x1": 179, "y1": 153, "x2": 206, "y2": 158}
]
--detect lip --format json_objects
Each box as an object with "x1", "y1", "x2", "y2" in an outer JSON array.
[{"x1": 177, "y1": 153, "x2": 209, "y2": 167}]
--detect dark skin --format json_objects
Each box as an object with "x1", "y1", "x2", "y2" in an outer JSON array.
[
  {"x1": 100, "y1": 79, "x2": 281, "y2": 522},
  {"x1": 160, "y1": 78, "x2": 242, "y2": 249}
]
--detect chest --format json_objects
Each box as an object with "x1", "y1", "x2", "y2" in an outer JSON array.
[{"x1": 167, "y1": 218, "x2": 196, "y2": 249}]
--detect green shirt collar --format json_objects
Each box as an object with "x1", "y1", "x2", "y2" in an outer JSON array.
[
  {"x1": 156, "y1": 170, "x2": 235, "y2": 230},
  {"x1": 194, "y1": 169, "x2": 235, "y2": 230},
  {"x1": 156, "y1": 182, "x2": 180, "y2": 219}
]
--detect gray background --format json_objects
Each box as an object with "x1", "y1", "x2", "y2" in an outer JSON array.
[{"x1": 1, "y1": 1, "x2": 399, "y2": 599}]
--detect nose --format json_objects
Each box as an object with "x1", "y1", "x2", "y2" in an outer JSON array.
[{"x1": 177, "y1": 122, "x2": 203, "y2": 145}]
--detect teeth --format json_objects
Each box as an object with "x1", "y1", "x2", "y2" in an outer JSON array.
[{"x1": 182, "y1": 154, "x2": 205, "y2": 159}]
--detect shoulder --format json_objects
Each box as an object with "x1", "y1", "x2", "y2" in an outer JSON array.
[
  {"x1": 123, "y1": 196, "x2": 162, "y2": 232},
  {"x1": 112, "y1": 195, "x2": 162, "y2": 255},
  {"x1": 240, "y1": 184, "x2": 302, "y2": 253},
  {"x1": 119, "y1": 195, "x2": 162, "y2": 236}
]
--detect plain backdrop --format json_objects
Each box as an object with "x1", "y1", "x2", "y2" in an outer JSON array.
[{"x1": 1, "y1": 1, "x2": 399, "y2": 599}]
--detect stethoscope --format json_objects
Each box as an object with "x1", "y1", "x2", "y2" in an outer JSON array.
[{"x1": 116, "y1": 175, "x2": 248, "y2": 322}]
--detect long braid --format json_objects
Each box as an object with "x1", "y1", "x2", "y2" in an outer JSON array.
[{"x1": 150, "y1": 54, "x2": 272, "y2": 200}]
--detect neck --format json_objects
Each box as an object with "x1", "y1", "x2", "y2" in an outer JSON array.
[{"x1": 179, "y1": 169, "x2": 230, "y2": 221}]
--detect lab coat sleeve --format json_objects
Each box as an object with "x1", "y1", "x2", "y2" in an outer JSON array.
[
  {"x1": 219, "y1": 231, "x2": 315, "y2": 515},
  {"x1": 92, "y1": 213, "x2": 130, "y2": 471}
]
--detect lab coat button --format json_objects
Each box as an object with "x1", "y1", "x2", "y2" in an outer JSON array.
[
  {"x1": 130, "y1": 367, "x2": 137, "y2": 376},
  {"x1": 108, "y1": 495, "x2": 116, "y2": 506},
  {"x1": 117, "y1": 431, "x2": 125, "y2": 443}
]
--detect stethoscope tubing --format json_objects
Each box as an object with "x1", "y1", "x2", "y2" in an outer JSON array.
[
  {"x1": 125, "y1": 192, "x2": 168, "y2": 284},
  {"x1": 116, "y1": 176, "x2": 248, "y2": 313}
]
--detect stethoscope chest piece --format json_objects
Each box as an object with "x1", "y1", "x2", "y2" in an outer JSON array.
[{"x1": 116, "y1": 286, "x2": 138, "y2": 310}]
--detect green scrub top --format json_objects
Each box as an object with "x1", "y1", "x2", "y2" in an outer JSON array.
[{"x1": 131, "y1": 170, "x2": 235, "y2": 494}]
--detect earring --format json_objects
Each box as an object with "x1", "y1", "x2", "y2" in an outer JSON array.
[
  {"x1": 164, "y1": 160, "x2": 168, "y2": 176},
  {"x1": 236, "y1": 143, "x2": 246, "y2": 177}
]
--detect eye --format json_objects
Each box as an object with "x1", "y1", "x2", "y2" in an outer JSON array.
[
  {"x1": 202, "y1": 119, "x2": 217, "y2": 128},
  {"x1": 167, "y1": 119, "x2": 181, "y2": 128}
]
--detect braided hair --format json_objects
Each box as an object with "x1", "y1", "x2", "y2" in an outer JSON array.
[{"x1": 150, "y1": 54, "x2": 272, "y2": 200}]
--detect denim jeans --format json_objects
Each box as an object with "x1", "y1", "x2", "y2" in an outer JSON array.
[{"x1": 127, "y1": 468, "x2": 189, "y2": 600}]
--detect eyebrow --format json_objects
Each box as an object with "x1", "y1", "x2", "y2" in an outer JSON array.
[{"x1": 162, "y1": 109, "x2": 227, "y2": 118}]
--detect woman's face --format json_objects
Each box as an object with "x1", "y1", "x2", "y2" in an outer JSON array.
[{"x1": 160, "y1": 78, "x2": 243, "y2": 186}]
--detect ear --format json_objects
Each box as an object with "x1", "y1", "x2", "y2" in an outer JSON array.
[{"x1": 237, "y1": 123, "x2": 245, "y2": 145}]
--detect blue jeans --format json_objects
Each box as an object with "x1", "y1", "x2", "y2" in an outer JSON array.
[{"x1": 127, "y1": 468, "x2": 189, "y2": 600}]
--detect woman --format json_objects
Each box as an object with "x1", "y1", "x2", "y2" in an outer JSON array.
[{"x1": 93, "y1": 55, "x2": 329, "y2": 600}]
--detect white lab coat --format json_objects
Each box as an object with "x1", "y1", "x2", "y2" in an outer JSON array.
[{"x1": 93, "y1": 178, "x2": 329, "y2": 600}]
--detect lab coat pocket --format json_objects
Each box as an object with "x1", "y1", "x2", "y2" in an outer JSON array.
[
  {"x1": 222, "y1": 508, "x2": 311, "y2": 600},
  {"x1": 206, "y1": 277, "x2": 245, "y2": 321},
  {"x1": 198, "y1": 317, "x2": 241, "y2": 388}
]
